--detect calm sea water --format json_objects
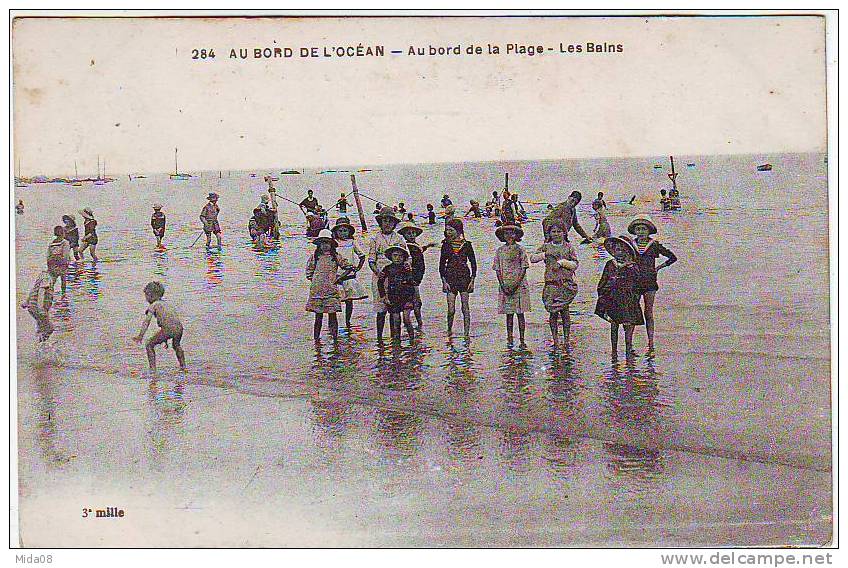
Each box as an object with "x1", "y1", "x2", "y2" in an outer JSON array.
[{"x1": 14, "y1": 153, "x2": 831, "y2": 546}]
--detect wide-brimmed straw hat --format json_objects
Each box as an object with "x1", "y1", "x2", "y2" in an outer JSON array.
[
  {"x1": 331, "y1": 217, "x2": 355, "y2": 237},
  {"x1": 384, "y1": 245, "x2": 409, "y2": 260},
  {"x1": 397, "y1": 221, "x2": 423, "y2": 237},
  {"x1": 79, "y1": 208, "x2": 94, "y2": 219},
  {"x1": 152, "y1": 203, "x2": 163, "y2": 210},
  {"x1": 207, "y1": 192, "x2": 219, "y2": 201},
  {"x1": 313, "y1": 229, "x2": 337, "y2": 247},
  {"x1": 375, "y1": 206, "x2": 400, "y2": 225},
  {"x1": 495, "y1": 224, "x2": 524, "y2": 242},
  {"x1": 627, "y1": 216, "x2": 657, "y2": 235},
  {"x1": 603, "y1": 235, "x2": 637, "y2": 259}
]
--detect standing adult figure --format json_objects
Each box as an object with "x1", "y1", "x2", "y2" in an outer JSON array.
[
  {"x1": 542, "y1": 190, "x2": 592, "y2": 242},
  {"x1": 299, "y1": 190, "x2": 320, "y2": 215}
]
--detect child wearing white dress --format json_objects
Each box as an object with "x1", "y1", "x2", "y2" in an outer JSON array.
[
  {"x1": 330, "y1": 217, "x2": 367, "y2": 329},
  {"x1": 493, "y1": 225, "x2": 530, "y2": 346}
]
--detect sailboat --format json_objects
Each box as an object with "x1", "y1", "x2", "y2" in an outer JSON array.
[
  {"x1": 94, "y1": 156, "x2": 107, "y2": 185},
  {"x1": 169, "y1": 147, "x2": 192, "y2": 180},
  {"x1": 72, "y1": 161, "x2": 82, "y2": 186},
  {"x1": 14, "y1": 158, "x2": 27, "y2": 187}
]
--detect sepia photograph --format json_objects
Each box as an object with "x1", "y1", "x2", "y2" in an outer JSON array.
[{"x1": 10, "y1": 12, "x2": 834, "y2": 549}]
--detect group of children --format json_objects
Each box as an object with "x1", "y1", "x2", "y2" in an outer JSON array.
[
  {"x1": 304, "y1": 199, "x2": 678, "y2": 355},
  {"x1": 22, "y1": 186, "x2": 678, "y2": 375},
  {"x1": 23, "y1": 208, "x2": 99, "y2": 344}
]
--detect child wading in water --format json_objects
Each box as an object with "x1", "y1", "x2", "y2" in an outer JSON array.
[
  {"x1": 200, "y1": 193, "x2": 222, "y2": 248},
  {"x1": 151, "y1": 204, "x2": 166, "y2": 249},
  {"x1": 47, "y1": 226, "x2": 71, "y2": 294},
  {"x1": 133, "y1": 281, "x2": 186, "y2": 372},
  {"x1": 592, "y1": 200, "x2": 611, "y2": 240},
  {"x1": 439, "y1": 218, "x2": 476, "y2": 337},
  {"x1": 493, "y1": 225, "x2": 530, "y2": 347},
  {"x1": 627, "y1": 216, "x2": 677, "y2": 351},
  {"x1": 306, "y1": 229, "x2": 351, "y2": 340},
  {"x1": 378, "y1": 246, "x2": 417, "y2": 341},
  {"x1": 530, "y1": 222, "x2": 579, "y2": 347},
  {"x1": 397, "y1": 221, "x2": 434, "y2": 329},
  {"x1": 78, "y1": 208, "x2": 99, "y2": 261},
  {"x1": 62, "y1": 215, "x2": 81, "y2": 260},
  {"x1": 22, "y1": 271, "x2": 54, "y2": 342},
  {"x1": 595, "y1": 236, "x2": 644, "y2": 357},
  {"x1": 368, "y1": 207, "x2": 408, "y2": 340},
  {"x1": 426, "y1": 204, "x2": 436, "y2": 225},
  {"x1": 331, "y1": 217, "x2": 367, "y2": 329}
]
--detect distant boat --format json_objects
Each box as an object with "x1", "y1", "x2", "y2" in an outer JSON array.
[
  {"x1": 169, "y1": 147, "x2": 192, "y2": 180},
  {"x1": 757, "y1": 163, "x2": 773, "y2": 172},
  {"x1": 281, "y1": 170, "x2": 301, "y2": 175},
  {"x1": 653, "y1": 164, "x2": 663, "y2": 169},
  {"x1": 15, "y1": 158, "x2": 27, "y2": 187},
  {"x1": 71, "y1": 161, "x2": 83, "y2": 186},
  {"x1": 686, "y1": 162, "x2": 696, "y2": 168}
]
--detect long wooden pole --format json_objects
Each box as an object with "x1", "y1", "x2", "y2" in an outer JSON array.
[
  {"x1": 350, "y1": 174, "x2": 368, "y2": 232},
  {"x1": 504, "y1": 172, "x2": 509, "y2": 191},
  {"x1": 669, "y1": 155, "x2": 677, "y2": 192}
]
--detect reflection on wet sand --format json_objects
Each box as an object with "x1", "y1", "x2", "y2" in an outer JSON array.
[
  {"x1": 497, "y1": 348, "x2": 534, "y2": 471},
  {"x1": 152, "y1": 249, "x2": 168, "y2": 278},
  {"x1": 541, "y1": 350, "x2": 584, "y2": 480},
  {"x1": 373, "y1": 343, "x2": 425, "y2": 459},
  {"x1": 146, "y1": 380, "x2": 186, "y2": 468},
  {"x1": 600, "y1": 356, "x2": 667, "y2": 490},
  {"x1": 442, "y1": 339, "x2": 483, "y2": 463},
  {"x1": 31, "y1": 364, "x2": 70, "y2": 467},
  {"x1": 308, "y1": 342, "x2": 358, "y2": 464},
  {"x1": 204, "y1": 250, "x2": 224, "y2": 289}
]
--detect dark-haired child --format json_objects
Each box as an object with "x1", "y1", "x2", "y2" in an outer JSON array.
[
  {"x1": 378, "y1": 246, "x2": 416, "y2": 341},
  {"x1": 133, "y1": 281, "x2": 186, "y2": 372},
  {"x1": 47, "y1": 226, "x2": 70, "y2": 294}
]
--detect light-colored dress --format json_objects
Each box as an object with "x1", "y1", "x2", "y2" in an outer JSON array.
[
  {"x1": 368, "y1": 232, "x2": 408, "y2": 313},
  {"x1": 493, "y1": 243, "x2": 531, "y2": 315},
  {"x1": 335, "y1": 239, "x2": 367, "y2": 301},
  {"x1": 306, "y1": 252, "x2": 348, "y2": 313},
  {"x1": 530, "y1": 242, "x2": 579, "y2": 313}
]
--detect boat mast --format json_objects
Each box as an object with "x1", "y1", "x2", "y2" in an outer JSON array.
[
  {"x1": 668, "y1": 155, "x2": 678, "y2": 193},
  {"x1": 75, "y1": 161, "x2": 78, "y2": 178},
  {"x1": 174, "y1": 147, "x2": 178, "y2": 175},
  {"x1": 97, "y1": 155, "x2": 101, "y2": 180}
]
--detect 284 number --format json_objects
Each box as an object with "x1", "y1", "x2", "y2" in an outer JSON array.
[{"x1": 191, "y1": 49, "x2": 215, "y2": 60}]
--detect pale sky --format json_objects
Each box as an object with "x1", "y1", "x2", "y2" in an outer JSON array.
[{"x1": 13, "y1": 15, "x2": 826, "y2": 176}]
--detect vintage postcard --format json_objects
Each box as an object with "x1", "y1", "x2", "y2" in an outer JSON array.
[{"x1": 11, "y1": 13, "x2": 833, "y2": 549}]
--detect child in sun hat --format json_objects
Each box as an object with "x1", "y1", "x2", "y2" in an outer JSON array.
[
  {"x1": 200, "y1": 193, "x2": 222, "y2": 248},
  {"x1": 151, "y1": 204, "x2": 166, "y2": 249},
  {"x1": 306, "y1": 229, "x2": 352, "y2": 340},
  {"x1": 627, "y1": 215, "x2": 677, "y2": 351},
  {"x1": 439, "y1": 218, "x2": 476, "y2": 337},
  {"x1": 377, "y1": 246, "x2": 417, "y2": 341},
  {"x1": 368, "y1": 206, "x2": 408, "y2": 341},
  {"x1": 62, "y1": 214, "x2": 81, "y2": 260},
  {"x1": 530, "y1": 221, "x2": 579, "y2": 348},
  {"x1": 47, "y1": 225, "x2": 71, "y2": 294},
  {"x1": 595, "y1": 235, "x2": 644, "y2": 357},
  {"x1": 331, "y1": 217, "x2": 367, "y2": 329},
  {"x1": 133, "y1": 281, "x2": 186, "y2": 372},
  {"x1": 493, "y1": 224, "x2": 530, "y2": 347},
  {"x1": 78, "y1": 208, "x2": 99, "y2": 261},
  {"x1": 398, "y1": 221, "x2": 435, "y2": 329}
]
